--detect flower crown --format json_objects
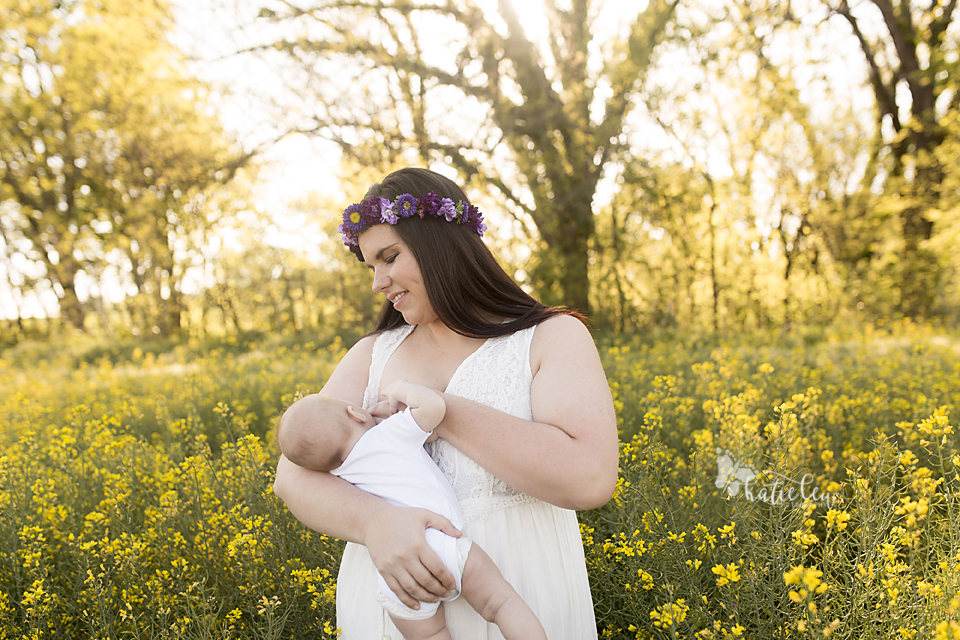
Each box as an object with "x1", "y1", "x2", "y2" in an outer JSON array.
[{"x1": 339, "y1": 192, "x2": 487, "y2": 259}]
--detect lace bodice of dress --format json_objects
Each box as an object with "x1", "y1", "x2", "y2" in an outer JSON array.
[{"x1": 362, "y1": 324, "x2": 539, "y2": 523}]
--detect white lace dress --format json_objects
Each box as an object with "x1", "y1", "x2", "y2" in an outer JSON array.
[{"x1": 335, "y1": 323, "x2": 598, "y2": 639}]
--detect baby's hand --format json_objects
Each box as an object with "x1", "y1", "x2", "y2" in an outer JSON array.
[
  {"x1": 380, "y1": 380, "x2": 446, "y2": 433},
  {"x1": 370, "y1": 398, "x2": 404, "y2": 419},
  {"x1": 381, "y1": 379, "x2": 412, "y2": 402}
]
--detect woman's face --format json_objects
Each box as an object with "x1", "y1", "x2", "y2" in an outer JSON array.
[{"x1": 358, "y1": 224, "x2": 437, "y2": 326}]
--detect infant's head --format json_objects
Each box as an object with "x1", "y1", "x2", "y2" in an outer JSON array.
[{"x1": 277, "y1": 394, "x2": 374, "y2": 472}]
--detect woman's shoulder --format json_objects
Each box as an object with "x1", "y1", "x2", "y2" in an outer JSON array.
[
  {"x1": 319, "y1": 334, "x2": 379, "y2": 405},
  {"x1": 351, "y1": 324, "x2": 413, "y2": 354},
  {"x1": 532, "y1": 313, "x2": 591, "y2": 340},
  {"x1": 348, "y1": 333, "x2": 379, "y2": 358},
  {"x1": 529, "y1": 314, "x2": 595, "y2": 375}
]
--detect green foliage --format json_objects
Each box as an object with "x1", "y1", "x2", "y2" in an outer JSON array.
[
  {"x1": 5, "y1": 0, "x2": 960, "y2": 339},
  {"x1": 191, "y1": 191, "x2": 381, "y2": 339}
]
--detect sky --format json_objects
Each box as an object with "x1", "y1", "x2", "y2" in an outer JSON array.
[{"x1": 171, "y1": 0, "x2": 342, "y2": 227}]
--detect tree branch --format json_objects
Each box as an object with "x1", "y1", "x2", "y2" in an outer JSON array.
[
  {"x1": 596, "y1": 0, "x2": 677, "y2": 152},
  {"x1": 869, "y1": 0, "x2": 923, "y2": 98},
  {"x1": 831, "y1": 0, "x2": 901, "y2": 131},
  {"x1": 930, "y1": 0, "x2": 958, "y2": 52}
]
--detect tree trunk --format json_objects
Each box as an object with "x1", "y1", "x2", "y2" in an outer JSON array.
[
  {"x1": 557, "y1": 212, "x2": 593, "y2": 314},
  {"x1": 832, "y1": 0, "x2": 955, "y2": 318},
  {"x1": 51, "y1": 256, "x2": 87, "y2": 331},
  {"x1": 898, "y1": 158, "x2": 941, "y2": 317},
  {"x1": 708, "y1": 200, "x2": 720, "y2": 333}
]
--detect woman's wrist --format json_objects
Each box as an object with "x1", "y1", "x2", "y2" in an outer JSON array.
[
  {"x1": 431, "y1": 393, "x2": 452, "y2": 438},
  {"x1": 358, "y1": 501, "x2": 396, "y2": 546}
]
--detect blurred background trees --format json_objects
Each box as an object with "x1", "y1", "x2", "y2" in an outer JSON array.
[
  {"x1": 250, "y1": 0, "x2": 679, "y2": 315},
  {"x1": 828, "y1": 0, "x2": 959, "y2": 318},
  {"x1": 0, "y1": 0, "x2": 252, "y2": 337},
  {"x1": 0, "y1": 0, "x2": 958, "y2": 344}
]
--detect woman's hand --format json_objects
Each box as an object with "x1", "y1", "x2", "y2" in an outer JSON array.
[{"x1": 363, "y1": 504, "x2": 461, "y2": 609}]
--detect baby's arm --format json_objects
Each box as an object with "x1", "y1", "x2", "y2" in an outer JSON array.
[{"x1": 380, "y1": 380, "x2": 446, "y2": 432}]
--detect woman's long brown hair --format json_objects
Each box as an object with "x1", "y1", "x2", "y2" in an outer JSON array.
[{"x1": 357, "y1": 167, "x2": 582, "y2": 339}]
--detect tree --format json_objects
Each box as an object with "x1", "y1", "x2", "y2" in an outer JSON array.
[
  {"x1": 722, "y1": 0, "x2": 868, "y2": 323},
  {"x1": 825, "y1": 0, "x2": 959, "y2": 317},
  {"x1": 194, "y1": 191, "x2": 380, "y2": 337},
  {"x1": 603, "y1": 159, "x2": 717, "y2": 330},
  {"x1": 250, "y1": 0, "x2": 678, "y2": 315},
  {"x1": 932, "y1": 111, "x2": 960, "y2": 321},
  {"x1": 0, "y1": 0, "x2": 249, "y2": 333},
  {"x1": 604, "y1": 0, "x2": 865, "y2": 330}
]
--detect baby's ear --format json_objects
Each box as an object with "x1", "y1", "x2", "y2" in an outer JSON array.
[{"x1": 345, "y1": 405, "x2": 367, "y2": 423}]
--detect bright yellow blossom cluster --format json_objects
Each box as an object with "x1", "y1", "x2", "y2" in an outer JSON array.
[
  {"x1": 784, "y1": 565, "x2": 828, "y2": 601},
  {"x1": 711, "y1": 562, "x2": 741, "y2": 588},
  {"x1": 650, "y1": 599, "x2": 689, "y2": 629},
  {"x1": 0, "y1": 339, "x2": 347, "y2": 638},
  {"x1": 825, "y1": 509, "x2": 851, "y2": 531}
]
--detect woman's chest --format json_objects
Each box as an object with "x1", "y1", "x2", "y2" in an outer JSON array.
[{"x1": 378, "y1": 335, "x2": 483, "y2": 393}]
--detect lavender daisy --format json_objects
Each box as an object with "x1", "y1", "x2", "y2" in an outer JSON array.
[
  {"x1": 342, "y1": 204, "x2": 364, "y2": 232},
  {"x1": 379, "y1": 198, "x2": 398, "y2": 224},
  {"x1": 438, "y1": 198, "x2": 457, "y2": 222},
  {"x1": 395, "y1": 194, "x2": 418, "y2": 218}
]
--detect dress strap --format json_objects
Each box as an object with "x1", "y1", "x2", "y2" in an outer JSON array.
[
  {"x1": 363, "y1": 324, "x2": 415, "y2": 410},
  {"x1": 520, "y1": 323, "x2": 537, "y2": 380}
]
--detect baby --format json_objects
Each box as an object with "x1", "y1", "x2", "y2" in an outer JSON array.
[{"x1": 277, "y1": 380, "x2": 546, "y2": 640}]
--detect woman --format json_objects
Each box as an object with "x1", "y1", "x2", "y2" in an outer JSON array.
[{"x1": 273, "y1": 167, "x2": 619, "y2": 638}]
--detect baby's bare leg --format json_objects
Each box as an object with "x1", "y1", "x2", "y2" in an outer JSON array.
[
  {"x1": 389, "y1": 607, "x2": 450, "y2": 640},
  {"x1": 459, "y1": 544, "x2": 547, "y2": 640}
]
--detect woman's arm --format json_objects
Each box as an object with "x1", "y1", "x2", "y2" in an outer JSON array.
[
  {"x1": 272, "y1": 335, "x2": 459, "y2": 607},
  {"x1": 436, "y1": 314, "x2": 619, "y2": 510}
]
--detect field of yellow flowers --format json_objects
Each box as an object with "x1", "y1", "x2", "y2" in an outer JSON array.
[{"x1": 2, "y1": 323, "x2": 959, "y2": 639}]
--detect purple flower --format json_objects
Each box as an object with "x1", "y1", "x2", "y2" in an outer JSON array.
[
  {"x1": 339, "y1": 224, "x2": 359, "y2": 246},
  {"x1": 461, "y1": 204, "x2": 485, "y2": 234},
  {"x1": 420, "y1": 192, "x2": 442, "y2": 217},
  {"x1": 438, "y1": 198, "x2": 457, "y2": 222},
  {"x1": 360, "y1": 197, "x2": 381, "y2": 225},
  {"x1": 396, "y1": 194, "x2": 418, "y2": 218},
  {"x1": 342, "y1": 204, "x2": 364, "y2": 232},
  {"x1": 340, "y1": 192, "x2": 486, "y2": 259},
  {"x1": 379, "y1": 198, "x2": 398, "y2": 224}
]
